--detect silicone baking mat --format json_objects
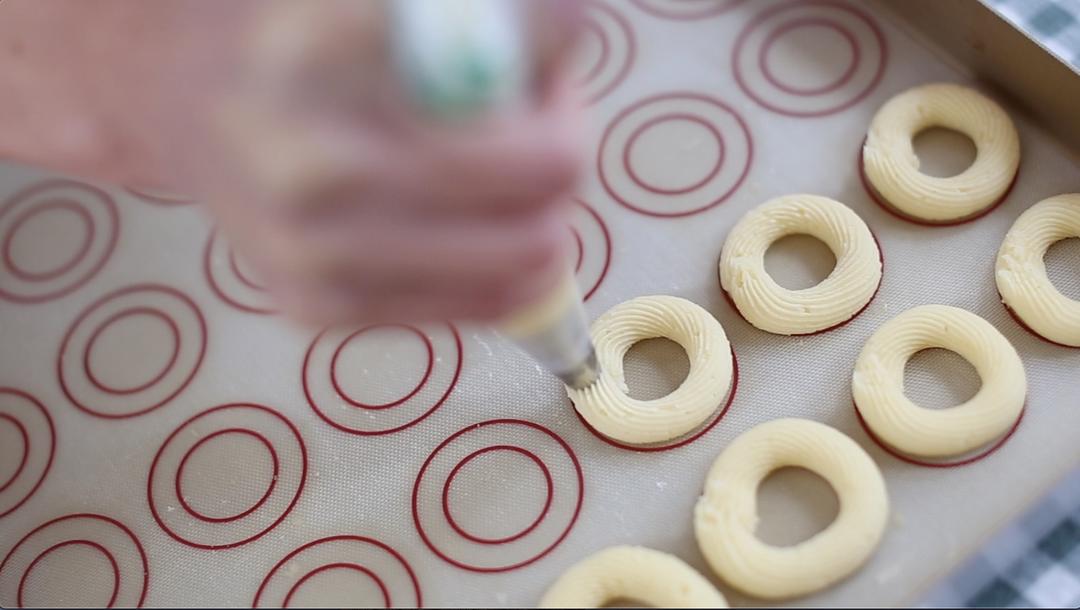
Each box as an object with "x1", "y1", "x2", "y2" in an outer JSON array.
[{"x1": 1, "y1": 0, "x2": 1079, "y2": 607}]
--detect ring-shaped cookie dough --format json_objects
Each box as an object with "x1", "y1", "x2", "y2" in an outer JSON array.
[
  {"x1": 566, "y1": 295, "x2": 733, "y2": 445},
  {"x1": 852, "y1": 304, "x2": 1026, "y2": 457},
  {"x1": 719, "y1": 194, "x2": 882, "y2": 335},
  {"x1": 996, "y1": 193, "x2": 1080, "y2": 347},
  {"x1": 862, "y1": 83, "x2": 1020, "y2": 224},
  {"x1": 694, "y1": 418, "x2": 888, "y2": 599},
  {"x1": 539, "y1": 546, "x2": 728, "y2": 608}
]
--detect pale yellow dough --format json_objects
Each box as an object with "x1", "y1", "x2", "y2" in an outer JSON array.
[
  {"x1": 694, "y1": 418, "x2": 888, "y2": 600},
  {"x1": 565, "y1": 295, "x2": 733, "y2": 445},
  {"x1": 863, "y1": 83, "x2": 1020, "y2": 223},
  {"x1": 539, "y1": 546, "x2": 728, "y2": 608},
  {"x1": 996, "y1": 193, "x2": 1080, "y2": 347},
  {"x1": 852, "y1": 305, "x2": 1026, "y2": 457},
  {"x1": 719, "y1": 194, "x2": 882, "y2": 335}
]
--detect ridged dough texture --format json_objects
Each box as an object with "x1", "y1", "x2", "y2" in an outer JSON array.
[
  {"x1": 565, "y1": 295, "x2": 733, "y2": 445},
  {"x1": 863, "y1": 82, "x2": 1020, "y2": 223},
  {"x1": 996, "y1": 193, "x2": 1080, "y2": 346},
  {"x1": 539, "y1": 546, "x2": 728, "y2": 608},
  {"x1": 719, "y1": 194, "x2": 882, "y2": 335},
  {"x1": 694, "y1": 418, "x2": 888, "y2": 599},
  {"x1": 852, "y1": 305, "x2": 1026, "y2": 457}
]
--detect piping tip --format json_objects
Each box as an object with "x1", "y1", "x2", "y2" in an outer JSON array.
[{"x1": 557, "y1": 348, "x2": 601, "y2": 390}]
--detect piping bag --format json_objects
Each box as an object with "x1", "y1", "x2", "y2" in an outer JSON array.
[{"x1": 391, "y1": 0, "x2": 600, "y2": 390}]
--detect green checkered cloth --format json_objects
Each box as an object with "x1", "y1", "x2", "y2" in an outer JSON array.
[
  {"x1": 922, "y1": 467, "x2": 1080, "y2": 608},
  {"x1": 983, "y1": 0, "x2": 1080, "y2": 71}
]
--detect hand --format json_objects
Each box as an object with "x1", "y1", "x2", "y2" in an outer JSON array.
[{"x1": 0, "y1": 1, "x2": 584, "y2": 326}]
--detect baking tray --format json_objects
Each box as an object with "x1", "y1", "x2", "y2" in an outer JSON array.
[{"x1": 1, "y1": 0, "x2": 1078, "y2": 606}]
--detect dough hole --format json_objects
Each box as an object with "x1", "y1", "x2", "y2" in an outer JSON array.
[
  {"x1": 623, "y1": 338, "x2": 690, "y2": 400},
  {"x1": 903, "y1": 348, "x2": 981, "y2": 410},
  {"x1": 763, "y1": 234, "x2": 837, "y2": 290},
  {"x1": 1043, "y1": 237, "x2": 1080, "y2": 301},
  {"x1": 754, "y1": 467, "x2": 839, "y2": 547},
  {"x1": 912, "y1": 127, "x2": 976, "y2": 178}
]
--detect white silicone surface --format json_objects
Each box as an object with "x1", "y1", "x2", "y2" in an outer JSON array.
[{"x1": 1, "y1": 1, "x2": 1079, "y2": 607}]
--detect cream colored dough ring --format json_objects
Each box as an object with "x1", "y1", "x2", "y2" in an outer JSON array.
[
  {"x1": 566, "y1": 295, "x2": 733, "y2": 445},
  {"x1": 862, "y1": 82, "x2": 1020, "y2": 224},
  {"x1": 539, "y1": 546, "x2": 728, "y2": 608},
  {"x1": 694, "y1": 418, "x2": 888, "y2": 599},
  {"x1": 852, "y1": 305, "x2": 1026, "y2": 457},
  {"x1": 719, "y1": 194, "x2": 882, "y2": 335},
  {"x1": 996, "y1": 193, "x2": 1080, "y2": 347}
]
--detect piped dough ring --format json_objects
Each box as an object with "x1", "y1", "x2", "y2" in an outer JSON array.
[
  {"x1": 719, "y1": 194, "x2": 882, "y2": 335},
  {"x1": 539, "y1": 546, "x2": 728, "y2": 608},
  {"x1": 862, "y1": 83, "x2": 1020, "y2": 224},
  {"x1": 852, "y1": 304, "x2": 1026, "y2": 457},
  {"x1": 694, "y1": 418, "x2": 888, "y2": 599},
  {"x1": 996, "y1": 193, "x2": 1080, "y2": 347},
  {"x1": 566, "y1": 295, "x2": 733, "y2": 445}
]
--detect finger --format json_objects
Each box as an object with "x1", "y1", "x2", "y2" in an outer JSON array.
[
  {"x1": 309, "y1": 205, "x2": 573, "y2": 286},
  {"x1": 213, "y1": 98, "x2": 401, "y2": 221},
  {"x1": 271, "y1": 264, "x2": 561, "y2": 327},
  {"x1": 222, "y1": 53, "x2": 583, "y2": 222},
  {"x1": 219, "y1": 107, "x2": 581, "y2": 223},
  {"x1": 231, "y1": 197, "x2": 573, "y2": 298},
  {"x1": 243, "y1": 0, "x2": 390, "y2": 112},
  {"x1": 388, "y1": 103, "x2": 585, "y2": 217}
]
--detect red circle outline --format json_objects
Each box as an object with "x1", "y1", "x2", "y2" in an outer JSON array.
[
  {"x1": 175, "y1": 428, "x2": 280, "y2": 524},
  {"x1": 998, "y1": 290, "x2": 1080, "y2": 349},
  {"x1": 580, "y1": 1, "x2": 635, "y2": 104},
  {"x1": 412, "y1": 418, "x2": 585, "y2": 573},
  {"x1": 253, "y1": 535, "x2": 422, "y2": 608},
  {"x1": 0, "y1": 180, "x2": 120, "y2": 304},
  {"x1": 854, "y1": 400, "x2": 1025, "y2": 468},
  {"x1": 578, "y1": 20, "x2": 611, "y2": 85},
  {"x1": 283, "y1": 563, "x2": 391, "y2": 608},
  {"x1": 717, "y1": 230, "x2": 885, "y2": 336},
  {"x1": 18, "y1": 540, "x2": 120, "y2": 608},
  {"x1": 124, "y1": 186, "x2": 195, "y2": 206},
  {"x1": 58, "y1": 284, "x2": 207, "y2": 419},
  {"x1": 0, "y1": 412, "x2": 29, "y2": 494},
  {"x1": 759, "y1": 18, "x2": 859, "y2": 96},
  {"x1": 0, "y1": 388, "x2": 56, "y2": 519},
  {"x1": 204, "y1": 229, "x2": 276, "y2": 315},
  {"x1": 83, "y1": 307, "x2": 181, "y2": 396},
  {"x1": 329, "y1": 325, "x2": 435, "y2": 410},
  {"x1": 623, "y1": 113, "x2": 727, "y2": 195},
  {"x1": 732, "y1": 0, "x2": 887, "y2": 118},
  {"x1": 228, "y1": 249, "x2": 265, "y2": 292},
  {"x1": 2, "y1": 200, "x2": 94, "y2": 282},
  {"x1": 146, "y1": 403, "x2": 307, "y2": 550},
  {"x1": 630, "y1": 0, "x2": 746, "y2": 21},
  {"x1": 571, "y1": 229, "x2": 585, "y2": 274},
  {"x1": 572, "y1": 199, "x2": 612, "y2": 301},
  {"x1": 598, "y1": 92, "x2": 753, "y2": 218},
  {"x1": 858, "y1": 139, "x2": 1020, "y2": 227},
  {"x1": 304, "y1": 323, "x2": 463, "y2": 436},
  {"x1": 442, "y1": 445, "x2": 555, "y2": 545},
  {"x1": 573, "y1": 346, "x2": 740, "y2": 452},
  {"x1": 0, "y1": 513, "x2": 149, "y2": 607}
]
